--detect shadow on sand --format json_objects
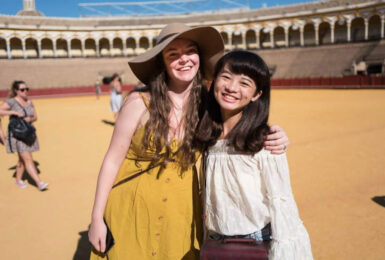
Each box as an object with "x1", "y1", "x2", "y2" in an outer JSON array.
[
  {"x1": 372, "y1": 196, "x2": 385, "y2": 208},
  {"x1": 8, "y1": 161, "x2": 41, "y2": 188},
  {"x1": 101, "y1": 120, "x2": 115, "y2": 126},
  {"x1": 73, "y1": 230, "x2": 92, "y2": 260}
]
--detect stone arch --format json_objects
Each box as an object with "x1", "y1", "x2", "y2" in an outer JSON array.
[
  {"x1": 220, "y1": 32, "x2": 230, "y2": 50},
  {"x1": 245, "y1": 29, "x2": 256, "y2": 49},
  {"x1": 10, "y1": 37, "x2": 23, "y2": 58},
  {"x1": 351, "y1": 17, "x2": 365, "y2": 42},
  {"x1": 288, "y1": 25, "x2": 300, "y2": 47},
  {"x1": 231, "y1": 31, "x2": 242, "y2": 49},
  {"x1": 304, "y1": 23, "x2": 316, "y2": 46},
  {"x1": 99, "y1": 38, "x2": 110, "y2": 57},
  {"x1": 319, "y1": 22, "x2": 331, "y2": 45},
  {"x1": 70, "y1": 38, "x2": 82, "y2": 57},
  {"x1": 84, "y1": 38, "x2": 96, "y2": 57},
  {"x1": 56, "y1": 38, "x2": 68, "y2": 58},
  {"x1": 25, "y1": 38, "x2": 39, "y2": 58},
  {"x1": 0, "y1": 37, "x2": 7, "y2": 58},
  {"x1": 41, "y1": 38, "x2": 54, "y2": 58},
  {"x1": 138, "y1": 37, "x2": 149, "y2": 54},
  {"x1": 369, "y1": 15, "x2": 381, "y2": 40},
  {"x1": 334, "y1": 19, "x2": 348, "y2": 43},
  {"x1": 273, "y1": 26, "x2": 285, "y2": 48},
  {"x1": 112, "y1": 38, "x2": 123, "y2": 57},
  {"x1": 126, "y1": 37, "x2": 136, "y2": 56},
  {"x1": 259, "y1": 28, "x2": 271, "y2": 49}
]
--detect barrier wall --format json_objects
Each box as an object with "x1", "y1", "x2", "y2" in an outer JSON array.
[
  {"x1": 0, "y1": 76, "x2": 383, "y2": 99},
  {"x1": 271, "y1": 75, "x2": 385, "y2": 89}
]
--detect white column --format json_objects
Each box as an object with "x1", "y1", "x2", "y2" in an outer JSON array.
[
  {"x1": 300, "y1": 25, "x2": 304, "y2": 46},
  {"x1": 364, "y1": 18, "x2": 369, "y2": 40},
  {"x1": 123, "y1": 39, "x2": 127, "y2": 57},
  {"x1": 270, "y1": 29, "x2": 274, "y2": 48},
  {"x1": 109, "y1": 39, "x2": 114, "y2": 57},
  {"x1": 242, "y1": 31, "x2": 246, "y2": 49},
  {"x1": 134, "y1": 37, "x2": 139, "y2": 55},
  {"x1": 81, "y1": 39, "x2": 86, "y2": 58},
  {"x1": 315, "y1": 23, "x2": 319, "y2": 45},
  {"x1": 256, "y1": 29, "x2": 260, "y2": 49},
  {"x1": 68, "y1": 40, "x2": 72, "y2": 58},
  {"x1": 381, "y1": 15, "x2": 385, "y2": 39},
  {"x1": 228, "y1": 31, "x2": 233, "y2": 50},
  {"x1": 347, "y1": 19, "x2": 352, "y2": 42},
  {"x1": 37, "y1": 39, "x2": 42, "y2": 58},
  {"x1": 330, "y1": 23, "x2": 335, "y2": 44},
  {"x1": 96, "y1": 40, "x2": 100, "y2": 57},
  {"x1": 53, "y1": 40, "x2": 57, "y2": 58},
  {"x1": 22, "y1": 39, "x2": 27, "y2": 59},
  {"x1": 284, "y1": 26, "x2": 289, "y2": 47},
  {"x1": 6, "y1": 39, "x2": 11, "y2": 59}
]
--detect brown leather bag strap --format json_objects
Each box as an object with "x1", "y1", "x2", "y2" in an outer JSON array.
[{"x1": 112, "y1": 161, "x2": 161, "y2": 189}]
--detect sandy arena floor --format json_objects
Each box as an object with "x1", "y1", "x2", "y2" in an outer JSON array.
[{"x1": 0, "y1": 90, "x2": 384, "y2": 260}]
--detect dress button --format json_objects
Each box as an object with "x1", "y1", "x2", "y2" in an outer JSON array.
[
  {"x1": 152, "y1": 251, "x2": 157, "y2": 256},
  {"x1": 158, "y1": 216, "x2": 164, "y2": 220},
  {"x1": 162, "y1": 197, "x2": 168, "y2": 202},
  {"x1": 155, "y1": 233, "x2": 160, "y2": 237},
  {"x1": 165, "y1": 178, "x2": 170, "y2": 183}
]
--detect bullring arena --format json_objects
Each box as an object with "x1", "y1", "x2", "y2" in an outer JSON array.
[{"x1": 0, "y1": 0, "x2": 385, "y2": 259}]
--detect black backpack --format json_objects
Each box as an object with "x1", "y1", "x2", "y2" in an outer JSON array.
[{"x1": 8, "y1": 106, "x2": 36, "y2": 149}]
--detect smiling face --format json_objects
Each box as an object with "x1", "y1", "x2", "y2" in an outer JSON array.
[
  {"x1": 162, "y1": 38, "x2": 200, "y2": 90},
  {"x1": 214, "y1": 64, "x2": 261, "y2": 120}
]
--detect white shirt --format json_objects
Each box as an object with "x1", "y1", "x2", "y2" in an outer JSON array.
[{"x1": 204, "y1": 139, "x2": 313, "y2": 260}]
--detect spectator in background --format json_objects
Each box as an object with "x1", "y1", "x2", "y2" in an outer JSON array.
[
  {"x1": 95, "y1": 79, "x2": 101, "y2": 100},
  {"x1": 0, "y1": 81, "x2": 48, "y2": 191},
  {"x1": 109, "y1": 73, "x2": 123, "y2": 120}
]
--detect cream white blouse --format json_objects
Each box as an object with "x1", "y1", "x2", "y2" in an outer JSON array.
[{"x1": 204, "y1": 139, "x2": 313, "y2": 260}]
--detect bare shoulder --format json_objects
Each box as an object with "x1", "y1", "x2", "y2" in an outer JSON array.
[{"x1": 121, "y1": 91, "x2": 147, "y2": 111}]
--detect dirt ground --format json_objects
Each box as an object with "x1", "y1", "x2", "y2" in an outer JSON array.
[{"x1": 0, "y1": 89, "x2": 384, "y2": 260}]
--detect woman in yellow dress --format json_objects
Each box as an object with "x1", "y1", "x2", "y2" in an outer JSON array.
[{"x1": 88, "y1": 23, "x2": 289, "y2": 260}]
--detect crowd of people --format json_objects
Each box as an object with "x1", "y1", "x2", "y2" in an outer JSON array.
[{"x1": 0, "y1": 22, "x2": 313, "y2": 260}]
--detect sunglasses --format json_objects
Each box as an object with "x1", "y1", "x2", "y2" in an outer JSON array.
[{"x1": 18, "y1": 88, "x2": 29, "y2": 92}]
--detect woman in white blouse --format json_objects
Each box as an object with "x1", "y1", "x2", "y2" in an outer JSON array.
[{"x1": 196, "y1": 50, "x2": 313, "y2": 259}]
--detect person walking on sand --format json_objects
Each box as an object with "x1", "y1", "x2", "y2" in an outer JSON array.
[{"x1": 0, "y1": 81, "x2": 48, "y2": 191}]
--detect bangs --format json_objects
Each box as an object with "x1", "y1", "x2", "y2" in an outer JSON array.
[{"x1": 216, "y1": 51, "x2": 270, "y2": 87}]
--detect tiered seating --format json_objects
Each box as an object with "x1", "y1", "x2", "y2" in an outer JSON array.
[
  {"x1": 364, "y1": 40, "x2": 385, "y2": 64},
  {"x1": 256, "y1": 41, "x2": 382, "y2": 78}
]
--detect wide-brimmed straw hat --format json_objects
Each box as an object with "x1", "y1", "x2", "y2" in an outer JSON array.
[{"x1": 128, "y1": 23, "x2": 224, "y2": 85}]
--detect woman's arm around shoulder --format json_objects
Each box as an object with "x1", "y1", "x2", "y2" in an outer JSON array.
[
  {"x1": 264, "y1": 125, "x2": 290, "y2": 154},
  {"x1": 88, "y1": 91, "x2": 147, "y2": 253}
]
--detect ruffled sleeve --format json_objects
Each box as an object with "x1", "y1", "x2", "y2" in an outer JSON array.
[{"x1": 260, "y1": 151, "x2": 313, "y2": 260}]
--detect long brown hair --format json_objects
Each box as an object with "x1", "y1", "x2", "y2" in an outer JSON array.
[{"x1": 141, "y1": 65, "x2": 204, "y2": 173}]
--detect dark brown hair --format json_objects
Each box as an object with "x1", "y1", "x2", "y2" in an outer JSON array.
[
  {"x1": 196, "y1": 50, "x2": 271, "y2": 154},
  {"x1": 9, "y1": 80, "x2": 26, "y2": 98}
]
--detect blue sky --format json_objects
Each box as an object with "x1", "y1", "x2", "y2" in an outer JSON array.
[{"x1": 0, "y1": 0, "x2": 313, "y2": 18}]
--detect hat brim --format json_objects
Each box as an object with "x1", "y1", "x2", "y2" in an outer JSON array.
[{"x1": 128, "y1": 26, "x2": 224, "y2": 85}]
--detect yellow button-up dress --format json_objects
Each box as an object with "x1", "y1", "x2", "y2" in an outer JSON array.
[{"x1": 90, "y1": 121, "x2": 203, "y2": 260}]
